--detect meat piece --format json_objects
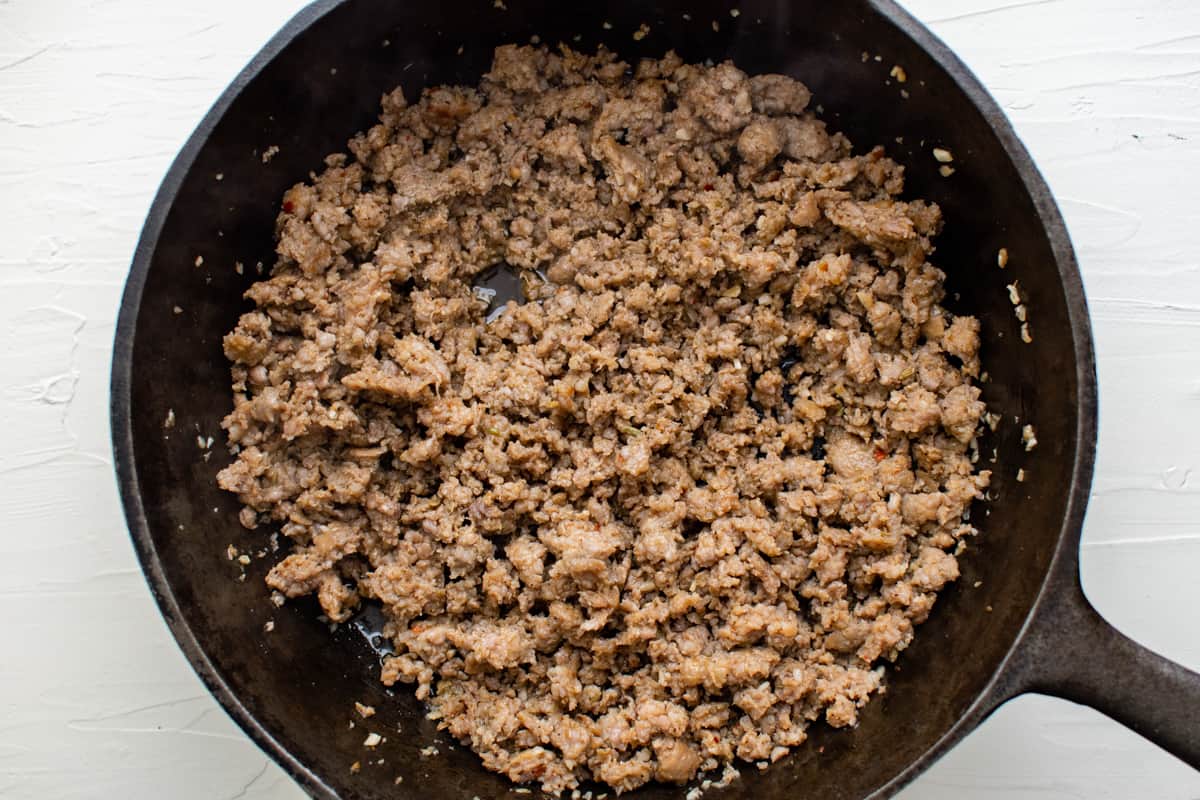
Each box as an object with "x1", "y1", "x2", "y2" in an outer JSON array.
[
  {"x1": 683, "y1": 62, "x2": 754, "y2": 134},
  {"x1": 824, "y1": 198, "x2": 916, "y2": 243},
  {"x1": 749, "y1": 74, "x2": 812, "y2": 115},
  {"x1": 940, "y1": 384, "x2": 985, "y2": 443},
  {"x1": 887, "y1": 384, "x2": 942, "y2": 434},
  {"x1": 737, "y1": 120, "x2": 784, "y2": 173}
]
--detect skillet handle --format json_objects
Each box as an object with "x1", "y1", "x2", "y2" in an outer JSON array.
[{"x1": 1011, "y1": 572, "x2": 1200, "y2": 769}]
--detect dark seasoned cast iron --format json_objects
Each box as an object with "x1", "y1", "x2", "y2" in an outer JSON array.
[{"x1": 110, "y1": 1, "x2": 1200, "y2": 797}]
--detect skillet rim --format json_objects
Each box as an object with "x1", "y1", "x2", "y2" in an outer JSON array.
[{"x1": 109, "y1": 1, "x2": 1099, "y2": 797}]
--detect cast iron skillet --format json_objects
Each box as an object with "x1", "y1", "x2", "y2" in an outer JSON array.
[{"x1": 110, "y1": 1, "x2": 1200, "y2": 797}]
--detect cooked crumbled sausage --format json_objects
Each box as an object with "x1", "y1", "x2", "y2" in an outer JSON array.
[{"x1": 218, "y1": 45, "x2": 991, "y2": 795}]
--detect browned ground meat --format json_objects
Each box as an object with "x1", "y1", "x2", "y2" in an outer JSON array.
[{"x1": 218, "y1": 45, "x2": 991, "y2": 795}]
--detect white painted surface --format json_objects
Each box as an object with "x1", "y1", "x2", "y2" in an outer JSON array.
[{"x1": 1, "y1": 0, "x2": 1198, "y2": 797}]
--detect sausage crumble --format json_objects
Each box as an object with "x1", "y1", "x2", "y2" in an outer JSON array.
[{"x1": 218, "y1": 45, "x2": 990, "y2": 795}]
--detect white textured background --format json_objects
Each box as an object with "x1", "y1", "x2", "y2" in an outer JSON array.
[{"x1": 2, "y1": 0, "x2": 1198, "y2": 797}]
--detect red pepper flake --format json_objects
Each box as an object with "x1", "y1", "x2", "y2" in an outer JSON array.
[
  {"x1": 702, "y1": 183, "x2": 714, "y2": 191},
  {"x1": 873, "y1": 447, "x2": 887, "y2": 462},
  {"x1": 282, "y1": 200, "x2": 295, "y2": 213},
  {"x1": 818, "y1": 261, "x2": 828, "y2": 272}
]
